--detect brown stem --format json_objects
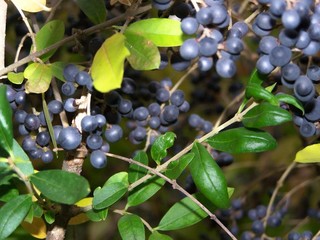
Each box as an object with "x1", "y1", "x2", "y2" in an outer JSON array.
[{"x1": 62, "y1": 144, "x2": 88, "y2": 175}]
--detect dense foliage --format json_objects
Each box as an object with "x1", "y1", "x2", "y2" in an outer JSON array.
[{"x1": 0, "y1": 0, "x2": 319, "y2": 239}]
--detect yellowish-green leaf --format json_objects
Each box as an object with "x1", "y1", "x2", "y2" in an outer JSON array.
[
  {"x1": 294, "y1": 144, "x2": 320, "y2": 163},
  {"x1": 7, "y1": 72, "x2": 24, "y2": 84},
  {"x1": 21, "y1": 217, "x2": 47, "y2": 239},
  {"x1": 11, "y1": 0, "x2": 51, "y2": 12},
  {"x1": 24, "y1": 63, "x2": 52, "y2": 94},
  {"x1": 91, "y1": 33, "x2": 130, "y2": 93}
]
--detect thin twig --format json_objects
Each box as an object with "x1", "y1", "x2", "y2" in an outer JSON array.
[
  {"x1": 106, "y1": 152, "x2": 237, "y2": 240},
  {"x1": 46, "y1": 0, "x2": 64, "y2": 23}
]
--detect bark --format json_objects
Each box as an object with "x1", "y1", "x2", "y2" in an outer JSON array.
[{"x1": 0, "y1": 0, "x2": 7, "y2": 70}]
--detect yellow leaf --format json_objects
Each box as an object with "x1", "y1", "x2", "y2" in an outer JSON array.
[
  {"x1": 91, "y1": 33, "x2": 130, "y2": 93},
  {"x1": 24, "y1": 62, "x2": 52, "y2": 94},
  {"x1": 75, "y1": 197, "x2": 93, "y2": 207},
  {"x1": 21, "y1": 217, "x2": 47, "y2": 239},
  {"x1": 68, "y1": 213, "x2": 90, "y2": 225},
  {"x1": 294, "y1": 143, "x2": 320, "y2": 163},
  {"x1": 11, "y1": 0, "x2": 51, "y2": 12}
]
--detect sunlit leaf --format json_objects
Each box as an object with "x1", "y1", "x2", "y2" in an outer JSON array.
[
  {"x1": 294, "y1": 144, "x2": 320, "y2": 163},
  {"x1": 91, "y1": 33, "x2": 130, "y2": 93},
  {"x1": 7, "y1": 72, "x2": 24, "y2": 85},
  {"x1": 11, "y1": 0, "x2": 50, "y2": 12},
  {"x1": 24, "y1": 62, "x2": 52, "y2": 94},
  {"x1": 75, "y1": 0, "x2": 106, "y2": 24},
  {"x1": 245, "y1": 83, "x2": 278, "y2": 105},
  {"x1": 206, "y1": 127, "x2": 277, "y2": 153},
  {"x1": 12, "y1": 139, "x2": 34, "y2": 176},
  {"x1": 165, "y1": 153, "x2": 194, "y2": 180},
  {"x1": 0, "y1": 85, "x2": 13, "y2": 156},
  {"x1": 149, "y1": 231, "x2": 173, "y2": 240},
  {"x1": 125, "y1": 18, "x2": 189, "y2": 47},
  {"x1": 118, "y1": 214, "x2": 145, "y2": 240},
  {"x1": 151, "y1": 132, "x2": 176, "y2": 165},
  {"x1": 124, "y1": 31, "x2": 160, "y2": 70},
  {"x1": 21, "y1": 217, "x2": 47, "y2": 239}
]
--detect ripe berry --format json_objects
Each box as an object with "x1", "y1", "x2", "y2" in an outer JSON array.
[{"x1": 57, "y1": 127, "x2": 82, "y2": 150}]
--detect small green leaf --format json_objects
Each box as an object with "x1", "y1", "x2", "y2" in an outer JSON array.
[
  {"x1": 129, "y1": 151, "x2": 148, "y2": 184},
  {"x1": 118, "y1": 214, "x2": 145, "y2": 240},
  {"x1": 151, "y1": 132, "x2": 176, "y2": 165},
  {"x1": 0, "y1": 171, "x2": 15, "y2": 186},
  {"x1": 127, "y1": 176, "x2": 165, "y2": 208},
  {"x1": 242, "y1": 102, "x2": 292, "y2": 128},
  {"x1": 0, "y1": 194, "x2": 32, "y2": 239},
  {"x1": 104, "y1": 172, "x2": 129, "y2": 186},
  {"x1": 24, "y1": 62, "x2": 52, "y2": 94},
  {"x1": 276, "y1": 93, "x2": 304, "y2": 114},
  {"x1": 93, "y1": 182, "x2": 128, "y2": 210},
  {"x1": 30, "y1": 170, "x2": 90, "y2": 205},
  {"x1": 124, "y1": 31, "x2": 161, "y2": 70},
  {"x1": 35, "y1": 20, "x2": 65, "y2": 61},
  {"x1": 50, "y1": 62, "x2": 68, "y2": 81},
  {"x1": 125, "y1": 18, "x2": 189, "y2": 47},
  {"x1": 44, "y1": 211, "x2": 55, "y2": 224},
  {"x1": 294, "y1": 144, "x2": 320, "y2": 163},
  {"x1": 12, "y1": 139, "x2": 34, "y2": 177},
  {"x1": 248, "y1": 69, "x2": 264, "y2": 86},
  {"x1": 75, "y1": 0, "x2": 106, "y2": 24},
  {"x1": 165, "y1": 153, "x2": 194, "y2": 180},
  {"x1": 0, "y1": 186, "x2": 19, "y2": 202},
  {"x1": 149, "y1": 231, "x2": 173, "y2": 240},
  {"x1": 190, "y1": 142, "x2": 229, "y2": 208},
  {"x1": 0, "y1": 85, "x2": 13, "y2": 156},
  {"x1": 91, "y1": 33, "x2": 130, "y2": 93},
  {"x1": 245, "y1": 83, "x2": 278, "y2": 105},
  {"x1": 206, "y1": 127, "x2": 277, "y2": 154},
  {"x1": 7, "y1": 72, "x2": 24, "y2": 84},
  {"x1": 42, "y1": 95, "x2": 57, "y2": 152},
  {"x1": 86, "y1": 208, "x2": 108, "y2": 222}
]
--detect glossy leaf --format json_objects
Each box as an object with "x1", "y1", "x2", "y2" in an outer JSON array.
[
  {"x1": 190, "y1": 142, "x2": 229, "y2": 208},
  {"x1": 206, "y1": 127, "x2": 277, "y2": 154},
  {"x1": 165, "y1": 153, "x2": 194, "y2": 180},
  {"x1": 0, "y1": 194, "x2": 32, "y2": 239},
  {"x1": 125, "y1": 18, "x2": 189, "y2": 47},
  {"x1": 11, "y1": 0, "x2": 50, "y2": 12},
  {"x1": 35, "y1": 20, "x2": 65, "y2": 61},
  {"x1": 44, "y1": 211, "x2": 55, "y2": 224},
  {"x1": 248, "y1": 69, "x2": 264, "y2": 86},
  {"x1": 50, "y1": 62, "x2": 68, "y2": 81},
  {"x1": 156, "y1": 190, "x2": 233, "y2": 231},
  {"x1": 103, "y1": 172, "x2": 129, "y2": 186},
  {"x1": 12, "y1": 139, "x2": 34, "y2": 176},
  {"x1": 124, "y1": 31, "x2": 160, "y2": 70},
  {"x1": 24, "y1": 62, "x2": 52, "y2": 94},
  {"x1": 7, "y1": 72, "x2": 24, "y2": 84},
  {"x1": 86, "y1": 208, "x2": 108, "y2": 222},
  {"x1": 93, "y1": 182, "x2": 128, "y2": 210},
  {"x1": 21, "y1": 217, "x2": 47, "y2": 239},
  {"x1": 30, "y1": 170, "x2": 90, "y2": 204},
  {"x1": 242, "y1": 102, "x2": 292, "y2": 128},
  {"x1": 75, "y1": 0, "x2": 106, "y2": 24},
  {"x1": 128, "y1": 151, "x2": 148, "y2": 184},
  {"x1": 91, "y1": 33, "x2": 130, "y2": 93},
  {"x1": 127, "y1": 176, "x2": 165, "y2": 208},
  {"x1": 276, "y1": 93, "x2": 304, "y2": 114},
  {"x1": 68, "y1": 213, "x2": 90, "y2": 225},
  {"x1": 0, "y1": 85, "x2": 13, "y2": 156},
  {"x1": 118, "y1": 214, "x2": 145, "y2": 240},
  {"x1": 245, "y1": 83, "x2": 278, "y2": 105},
  {"x1": 151, "y1": 132, "x2": 176, "y2": 165},
  {"x1": 149, "y1": 231, "x2": 173, "y2": 240},
  {"x1": 294, "y1": 144, "x2": 320, "y2": 163}
]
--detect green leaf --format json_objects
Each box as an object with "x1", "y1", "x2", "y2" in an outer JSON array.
[
  {"x1": 248, "y1": 69, "x2": 265, "y2": 86},
  {"x1": 127, "y1": 176, "x2": 165, "y2": 208},
  {"x1": 124, "y1": 31, "x2": 160, "y2": 70},
  {"x1": 276, "y1": 93, "x2": 304, "y2": 114},
  {"x1": 24, "y1": 62, "x2": 52, "y2": 94},
  {"x1": 50, "y1": 62, "x2": 68, "y2": 81},
  {"x1": 156, "y1": 190, "x2": 233, "y2": 231},
  {"x1": 104, "y1": 172, "x2": 129, "y2": 186},
  {"x1": 12, "y1": 139, "x2": 34, "y2": 177},
  {"x1": 0, "y1": 186, "x2": 19, "y2": 202},
  {"x1": 30, "y1": 170, "x2": 90, "y2": 205},
  {"x1": 206, "y1": 127, "x2": 277, "y2": 154},
  {"x1": 245, "y1": 83, "x2": 278, "y2": 105},
  {"x1": 125, "y1": 18, "x2": 189, "y2": 47},
  {"x1": 242, "y1": 102, "x2": 292, "y2": 128},
  {"x1": 118, "y1": 214, "x2": 145, "y2": 240},
  {"x1": 75, "y1": 0, "x2": 106, "y2": 24},
  {"x1": 44, "y1": 211, "x2": 55, "y2": 224},
  {"x1": 190, "y1": 142, "x2": 229, "y2": 208},
  {"x1": 0, "y1": 170, "x2": 15, "y2": 186},
  {"x1": 35, "y1": 20, "x2": 65, "y2": 61},
  {"x1": 86, "y1": 208, "x2": 108, "y2": 222},
  {"x1": 165, "y1": 153, "x2": 194, "y2": 180},
  {"x1": 149, "y1": 231, "x2": 173, "y2": 240},
  {"x1": 0, "y1": 85, "x2": 13, "y2": 156},
  {"x1": 42, "y1": 95, "x2": 57, "y2": 152},
  {"x1": 93, "y1": 182, "x2": 128, "y2": 210},
  {"x1": 91, "y1": 33, "x2": 130, "y2": 93},
  {"x1": 0, "y1": 194, "x2": 32, "y2": 239},
  {"x1": 7, "y1": 72, "x2": 24, "y2": 84},
  {"x1": 151, "y1": 132, "x2": 176, "y2": 165},
  {"x1": 128, "y1": 151, "x2": 148, "y2": 184},
  {"x1": 294, "y1": 144, "x2": 320, "y2": 163}
]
